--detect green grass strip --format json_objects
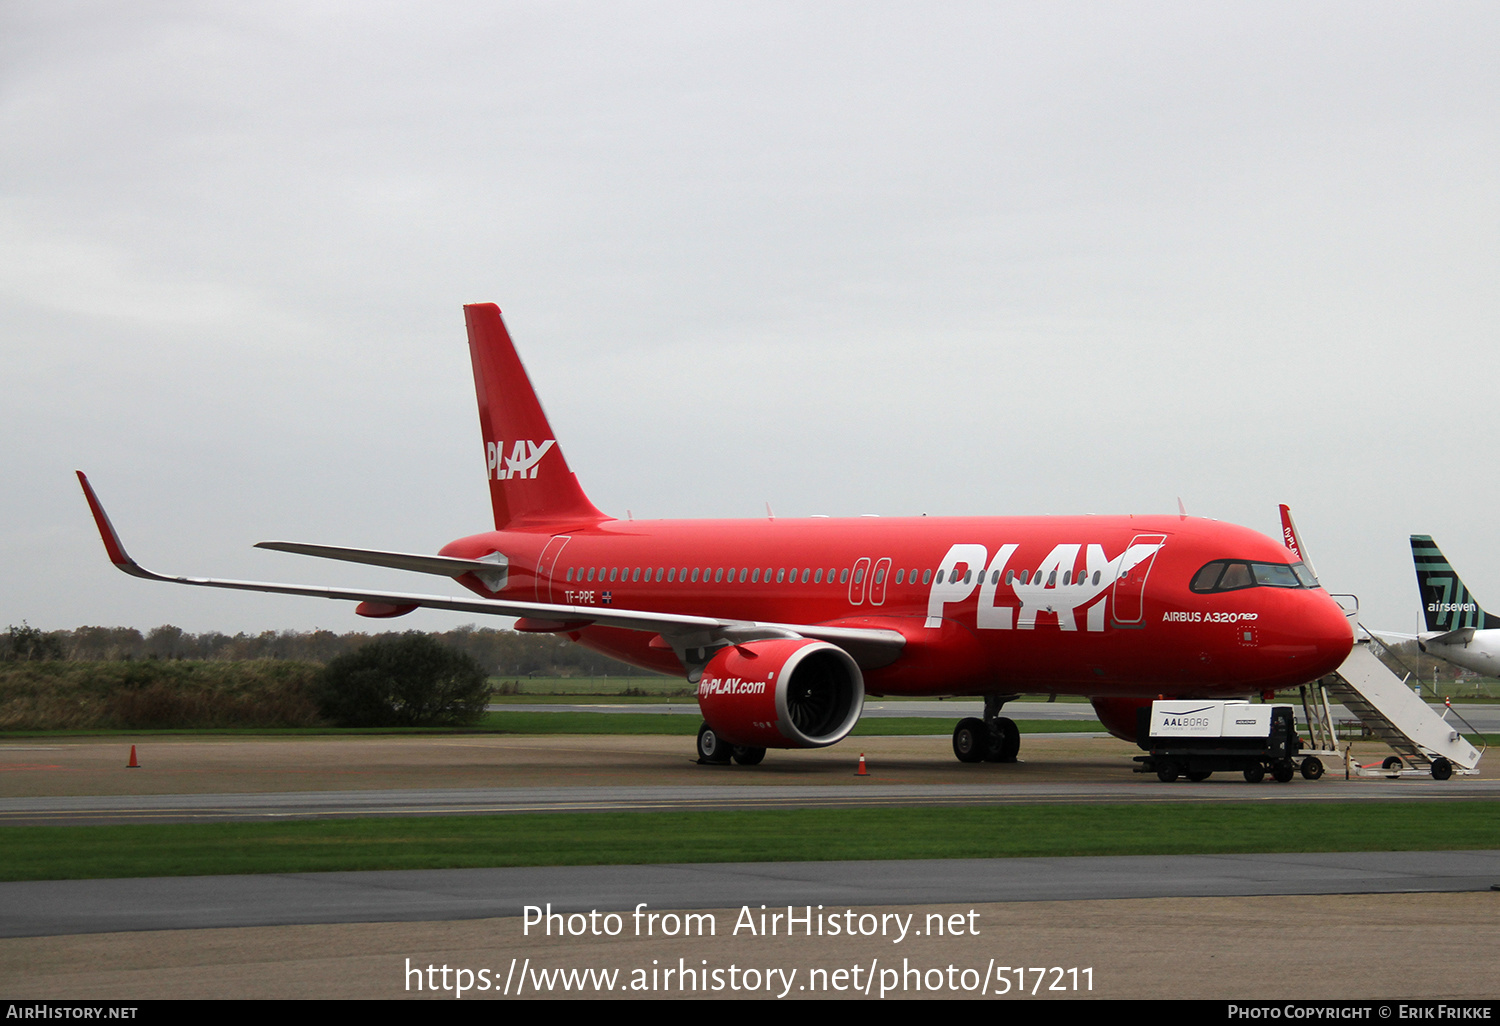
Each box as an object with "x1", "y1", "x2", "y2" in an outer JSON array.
[{"x1": 4, "y1": 801, "x2": 1496, "y2": 881}]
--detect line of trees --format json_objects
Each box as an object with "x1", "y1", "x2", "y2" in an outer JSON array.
[{"x1": 2, "y1": 623, "x2": 664, "y2": 678}]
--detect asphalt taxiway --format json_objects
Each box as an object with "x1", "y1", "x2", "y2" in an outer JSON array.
[
  {"x1": 5, "y1": 850, "x2": 1499, "y2": 938},
  {"x1": 3, "y1": 732, "x2": 1493, "y2": 825}
]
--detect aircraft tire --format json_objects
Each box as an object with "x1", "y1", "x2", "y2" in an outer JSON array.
[
  {"x1": 1243, "y1": 764, "x2": 1265, "y2": 783},
  {"x1": 983, "y1": 717, "x2": 1021, "y2": 763},
  {"x1": 732, "y1": 745, "x2": 767, "y2": 766},
  {"x1": 1430, "y1": 757, "x2": 1453, "y2": 781},
  {"x1": 1156, "y1": 760, "x2": 1180, "y2": 783},
  {"x1": 696, "y1": 723, "x2": 733, "y2": 765},
  {"x1": 998, "y1": 716, "x2": 1020, "y2": 762},
  {"x1": 1272, "y1": 760, "x2": 1295, "y2": 783},
  {"x1": 953, "y1": 718, "x2": 988, "y2": 763},
  {"x1": 1300, "y1": 757, "x2": 1324, "y2": 781}
]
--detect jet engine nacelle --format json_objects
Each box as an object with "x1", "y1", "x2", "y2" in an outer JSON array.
[{"x1": 696, "y1": 638, "x2": 864, "y2": 749}]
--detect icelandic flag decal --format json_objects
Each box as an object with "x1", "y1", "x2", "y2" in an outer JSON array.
[{"x1": 602, "y1": 591, "x2": 612, "y2": 605}]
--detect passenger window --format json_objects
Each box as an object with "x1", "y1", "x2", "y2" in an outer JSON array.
[
  {"x1": 1047, "y1": 571, "x2": 1056, "y2": 587},
  {"x1": 816, "y1": 569, "x2": 824, "y2": 583},
  {"x1": 922, "y1": 570, "x2": 931, "y2": 584},
  {"x1": 609, "y1": 568, "x2": 618, "y2": 582},
  {"x1": 895, "y1": 570, "x2": 903, "y2": 584},
  {"x1": 855, "y1": 568, "x2": 865, "y2": 584},
  {"x1": 1062, "y1": 570, "x2": 1072, "y2": 585},
  {"x1": 776, "y1": 568, "x2": 785, "y2": 583},
  {"x1": 875, "y1": 569, "x2": 884, "y2": 584},
  {"x1": 715, "y1": 568, "x2": 724, "y2": 583},
  {"x1": 841, "y1": 568, "x2": 850, "y2": 584},
  {"x1": 752, "y1": 569, "x2": 760, "y2": 583},
  {"x1": 691, "y1": 569, "x2": 700, "y2": 583}
]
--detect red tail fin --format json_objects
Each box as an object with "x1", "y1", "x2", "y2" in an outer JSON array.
[{"x1": 463, "y1": 304, "x2": 607, "y2": 530}]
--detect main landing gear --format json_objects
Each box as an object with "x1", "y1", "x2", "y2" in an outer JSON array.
[
  {"x1": 695, "y1": 723, "x2": 767, "y2": 766},
  {"x1": 952, "y1": 695, "x2": 1022, "y2": 764}
]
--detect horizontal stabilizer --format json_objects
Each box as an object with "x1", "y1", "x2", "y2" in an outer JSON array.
[
  {"x1": 256, "y1": 541, "x2": 507, "y2": 591},
  {"x1": 1425, "y1": 626, "x2": 1476, "y2": 646}
]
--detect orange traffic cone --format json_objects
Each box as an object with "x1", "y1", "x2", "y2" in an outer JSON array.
[
  {"x1": 855, "y1": 753, "x2": 869, "y2": 776},
  {"x1": 127, "y1": 745, "x2": 139, "y2": 769}
]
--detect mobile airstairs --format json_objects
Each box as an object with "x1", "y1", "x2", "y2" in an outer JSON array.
[{"x1": 1297, "y1": 625, "x2": 1485, "y2": 780}]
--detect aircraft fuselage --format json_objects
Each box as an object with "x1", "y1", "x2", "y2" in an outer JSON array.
[{"x1": 442, "y1": 512, "x2": 1353, "y2": 700}]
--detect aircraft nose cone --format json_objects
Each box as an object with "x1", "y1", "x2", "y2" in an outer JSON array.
[{"x1": 1308, "y1": 594, "x2": 1355, "y2": 675}]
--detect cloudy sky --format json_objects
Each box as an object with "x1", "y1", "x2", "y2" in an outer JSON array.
[{"x1": 3, "y1": 1, "x2": 1496, "y2": 638}]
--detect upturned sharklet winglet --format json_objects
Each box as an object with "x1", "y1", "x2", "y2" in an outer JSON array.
[
  {"x1": 77, "y1": 471, "x2": 154, "y2": 579},
  {"x1": 1278, "y1": 503, "x2": 1318, "y2": 581},
  {"x1": 463, "y1": 304, "x2": 607, "y2": 531}
]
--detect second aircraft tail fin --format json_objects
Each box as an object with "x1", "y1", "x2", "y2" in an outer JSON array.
[{"x1": 1411, "y1": 534, "x2": 1497, "y2": 632}]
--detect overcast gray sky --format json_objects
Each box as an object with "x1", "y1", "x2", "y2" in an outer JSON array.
[{"x1": 3, "y1": 1, "x2": 1496, "y2": 638}]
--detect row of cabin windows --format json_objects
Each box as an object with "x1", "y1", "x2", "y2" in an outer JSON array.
[
  {"x1": 567, "y1": 566, "x2": 856, "y2": 585},
  {"x1": 562, "y1": 565, "x2": 1107, "y2": 587}
]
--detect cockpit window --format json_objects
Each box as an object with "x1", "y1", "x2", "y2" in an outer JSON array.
[
  {"x1": 1291, "y1": 562, "x2": 1319, "y2": 588},
  {"x1": 1190, "y1": 559, "x2": 1317, "y2": 594},
  {"x1": 1252, "y1": 563, "x2": 1300, "y2": 588},
  {"x1": 1190, "y1": 563, "x2": 1224, "y2": 591}
]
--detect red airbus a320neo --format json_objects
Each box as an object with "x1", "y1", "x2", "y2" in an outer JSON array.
[{"x1": 80, "y1": 303, "x2": 1354, "y2": 765}]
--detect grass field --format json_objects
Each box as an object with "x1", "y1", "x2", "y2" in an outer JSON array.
[{"x1": 3, "y1": 801, "x2": 1496, "y2": 882}]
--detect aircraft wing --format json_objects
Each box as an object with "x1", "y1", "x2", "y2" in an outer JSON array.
[{"x1": 78, "y1": 473, "x2": 905, "y2": 671}]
